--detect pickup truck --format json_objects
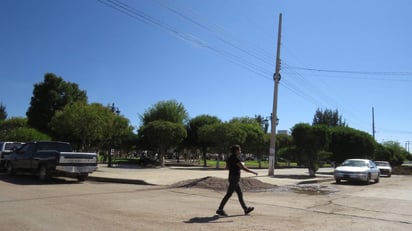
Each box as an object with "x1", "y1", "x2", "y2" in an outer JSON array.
[
  {"x1": 0, "y1": 141, "x2": 24, "y2": 169},
  {"x1": 5, "y1": 141, "x2": 98, "y2": 181}
]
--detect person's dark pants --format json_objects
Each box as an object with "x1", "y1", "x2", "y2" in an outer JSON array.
[{"x1": 218, "y1": 175, "x2": 247, "y2": 210}]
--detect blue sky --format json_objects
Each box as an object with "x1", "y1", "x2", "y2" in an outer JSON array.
[{"x1": 1, "y1": 0, "x2": 411, "y2": 146}]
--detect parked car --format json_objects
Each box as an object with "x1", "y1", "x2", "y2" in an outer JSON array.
[
  {"x1": 334, "y1": 159, "x2": 380, "y2": 184},
  {"x1": 374, "y1": 161, "x2": 392, "y2": 177},
  {"x1": 0, "y1": 141, "x2": 24, "y2": 169},
  {"x1": 5, "y1": 141, "x2": 98, "y2": 181}
]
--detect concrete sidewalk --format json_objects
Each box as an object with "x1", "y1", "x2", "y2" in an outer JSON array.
[{"x1": 88, "y1": 164, "x2": 335, "y2": 186}]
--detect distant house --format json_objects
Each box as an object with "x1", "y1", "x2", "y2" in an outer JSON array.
[{"x1": 277, "y1": 130, "x2": 290, "y2": 135}]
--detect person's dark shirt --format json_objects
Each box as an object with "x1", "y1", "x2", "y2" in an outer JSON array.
[{"x1": 227, "y1": 154, "x2": 241, "y2": 176}]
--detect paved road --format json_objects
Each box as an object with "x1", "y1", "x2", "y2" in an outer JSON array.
[{"x1": 1, "y1": 171, "x2": 411, "y2": 231}]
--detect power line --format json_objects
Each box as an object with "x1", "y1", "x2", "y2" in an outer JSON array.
[
  {"x1": 97, "y1": 0, "x2": 273, "y2": 81},
  {"x1": 97, "y1": 0, "x2": 409, "y2": 139},
  {"x1": 286, "y1": 65, "x2": 412, "y2": 76}
]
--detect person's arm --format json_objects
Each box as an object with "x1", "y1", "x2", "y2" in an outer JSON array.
[{"x1": 237, "y1": 162, "x2": 258, "y2": 176}]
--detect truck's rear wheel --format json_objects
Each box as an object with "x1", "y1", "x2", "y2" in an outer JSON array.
[
  {"x1": 6, "y1": 162, "x2": 15, "y2": 176},
  {"x1": 39, "y1": 165, "x2": 50, "y2": 181},
  {"x1": 78, "y1": 174, "x2": 88, "y2": 182}
]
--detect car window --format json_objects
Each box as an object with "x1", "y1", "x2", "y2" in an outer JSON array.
[
  {"x1": 376, "y1": 162, "x2": 389, "y2": 166},
  {"x1": 18, "y1": 144, "x2": 32, "y2": 154},
  {"x1": 37, "y1": 142, "x2": 72, "y2": 152},
  {"x1": 342, "y1": 160, "x2": 367, "y2": 167},
  {"x1": 5, "y1": 142, "x2": 23, "y2": 150}
]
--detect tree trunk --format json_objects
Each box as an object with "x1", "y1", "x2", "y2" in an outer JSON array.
[{"x1": 308, "y1": 168, "x2": 316, "y2": 177}]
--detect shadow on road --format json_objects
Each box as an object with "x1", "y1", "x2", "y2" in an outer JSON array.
[
  {"x1": 184, "y1": 214, "x2": 242, "y2": 224},
  {"x1": 0, "y1": 173, "x2": 81, "y2": 185}
]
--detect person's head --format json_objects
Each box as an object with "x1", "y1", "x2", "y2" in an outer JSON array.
[{"x1": 230, "y1": 145, "x2": 241, "y2": 156}]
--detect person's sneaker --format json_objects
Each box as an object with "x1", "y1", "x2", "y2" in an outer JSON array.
[
  {"x1": 244, "y1": 207, "x2": 254, "y2": 215},
  {"x1": 216, "y1": 209, "x2": 228, "y2": 216}
]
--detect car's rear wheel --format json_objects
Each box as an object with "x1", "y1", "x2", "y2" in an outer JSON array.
[
  {"x1": 335, "y1": 179, "x2": 341, "y2": 184},
  {"x1": 365, "y1": 173, "x2": 371, "y2": 185},
  {"x1": 374, "y1": 174, "x2": 380, "y2": 183}
]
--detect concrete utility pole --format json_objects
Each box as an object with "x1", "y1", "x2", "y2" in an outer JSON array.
[
  {"x1": 268, "y1": 13, "x2": 282, "y2": 176},
  {"x1": 372, "y1": 107, "x2": 376, "y2": 140}
]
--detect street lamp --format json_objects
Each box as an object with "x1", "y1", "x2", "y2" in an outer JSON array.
[
  {"x1": 111, "y1": 103, "x2": 120, "y2": 115},
  {"x1": 263, "y1": 114, "x2": 279, "y2": 134},
  {"x1": 108, "y1": 103, "x2": 120, "y2": 167}
]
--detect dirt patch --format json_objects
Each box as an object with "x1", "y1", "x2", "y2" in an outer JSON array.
[{"x1": 171, "y1": 176, "x2": 277, "y2": 192}]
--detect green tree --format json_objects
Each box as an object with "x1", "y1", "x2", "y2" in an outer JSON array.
[
  {"x1": 6, "y1": 127, "x2": 50, "y2": 141},
  {"x1": 138, "y1": 120, "x2": 187, "y2": 167},
  {"x1": 328, "y1": 126, "x2": 376, "y2": 163},
  {"x1": 0, "y1": 102, "x2": 7, "y2": 121},
  {"x1": 276, "y1": 134, "x2": 294, "y2": 164},
  {"x1": 230, "y1": 117, "x2": 266, "y2": 167},
  {"x1": 27, "y1": 73, "x2": 87, "y2": 135},
  {"x1": 51, "y1": 102, "x2": 106, "y2": 149},
  {"x1": 0, "y1": 117, "x2": 49, "y2": 141},
  {"x1": 140, "y1": 100, "x2": 188, "y2": 125},
  {"x1": 313, "y1": 108, "x2": 346, "y2": 127},
  {"x1": 186, "y1": 115, "x2": 221, "y2": 167},
  {"x1": 0, "y1": 117, "x2": 27, "y2": 139},
  {"x1": 198, "y1": 122, "x2": 246, "y2": 168},
  {"x1": 376, "y1": 141, "x2": 409, "y2": 166},
  {"x1": 50, "y1": 102, "x2": 134, "y2": 153},
  {"x1": 292, "y1": 123, "x2": 330, "y2": 176},
  {"x1": 103, "y1": 111, "x2": 135, "y2": 166},
  {"x1": 138, "y1": 100, "x2": 189, "y2": 167}
]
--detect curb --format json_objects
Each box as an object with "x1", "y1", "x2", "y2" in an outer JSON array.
[
  {"x1": 297, "y1": 178, "x2": 335, "y2": 185},
  {"x1": 87, "y1": 176, "x2": 155, "y2": 185}
]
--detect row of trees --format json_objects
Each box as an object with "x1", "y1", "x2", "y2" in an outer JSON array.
[{"x1": 1, "y1": 73, "x2": 410, "y2": 174}]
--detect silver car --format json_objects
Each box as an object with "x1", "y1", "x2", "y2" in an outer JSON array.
[
  {"x1": 374, "y1": 161, "x2": 392, "y2": 177},
  {"x1": 334, "y1": 159, "x2": 380, "y2": 184}
]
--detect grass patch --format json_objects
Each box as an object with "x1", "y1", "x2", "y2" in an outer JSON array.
[{"x1": 205, "y1": 160, "x2": 298, "y2": 169}]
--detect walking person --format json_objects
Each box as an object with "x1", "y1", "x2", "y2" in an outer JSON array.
[{"x1": 216, "y1": 144, "x2": 258, "y2": 216}]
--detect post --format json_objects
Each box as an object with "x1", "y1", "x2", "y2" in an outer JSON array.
[
  {"x1": 372, "y1": 107, "x2": 376, "y2": 140},
  {"x1": 268, "y1": 13, "x2": 282, "y2": 176}
]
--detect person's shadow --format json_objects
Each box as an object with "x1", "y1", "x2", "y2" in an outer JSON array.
[{"x1": 184, "y1": 214, "x2": 242, "y2": 224}]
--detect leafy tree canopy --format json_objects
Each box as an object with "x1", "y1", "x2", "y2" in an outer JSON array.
[
  {"x1": 186, "y1": 115, "x2": 221, "y2": 147},
  {"x1": 26, "y1": 73, "x2": 88, "y2": 135},
  {"x1": 0, "y1": 102, "x2": 7, "y2": 121},
  {"x1": 140, "y1": 100, "x2": 188, "y2": 125},
  {"x1": 292, "y1": 123, "x2": 330, "y2": 176},
  {"x1": 138, "y1": 120, "x2": 187, "y2": 166},
  {"x1": 313, "y1": 108, "x2": 346, "y2": 127},
  {"x1": 198, "y1": 122, "x2": 247, "y2": 154},
  {"x1": 6, "y1": 127, "x2": 50, "y2": 142},
  {"x1": 0, "y1": 117, "x2": 49, "y2": 141},
  {"x1": 50, "y1": 102, "x2": 133, "y2": 151},
  {"x1": 329, "y1": 126, "x2": 376, "y2": 163},
  {"x1": 0, "y1": 117, "x2": 29, "y2": 140}
]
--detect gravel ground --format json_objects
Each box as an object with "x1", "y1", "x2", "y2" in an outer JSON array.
[{"x1": 171, "y1": 176, "x2": 277, "y2": 191}]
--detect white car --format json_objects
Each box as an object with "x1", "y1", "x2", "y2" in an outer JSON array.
[
  {"x1": 334, "y1": 159, "x2": 380, "y2": 184},
  {"x1": 374, "y1": 161, "x2": 392, "y2": 177}
]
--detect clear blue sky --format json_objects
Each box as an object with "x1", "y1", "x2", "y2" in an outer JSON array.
[{"x1": 1, "y1": 0, "x2": 411, "y2": 147}]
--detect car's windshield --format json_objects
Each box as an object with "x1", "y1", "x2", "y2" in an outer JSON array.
[
  {"x1": 375, "y1": 162, "x2": 389, "y2": 166},
  {"x1": 342, "y1": 160, "x2": 367, "y2": 167}
]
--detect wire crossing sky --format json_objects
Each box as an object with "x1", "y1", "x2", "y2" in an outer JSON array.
[{"x1": 1, "y1": 0, "x2": 411, "y2": 145}]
